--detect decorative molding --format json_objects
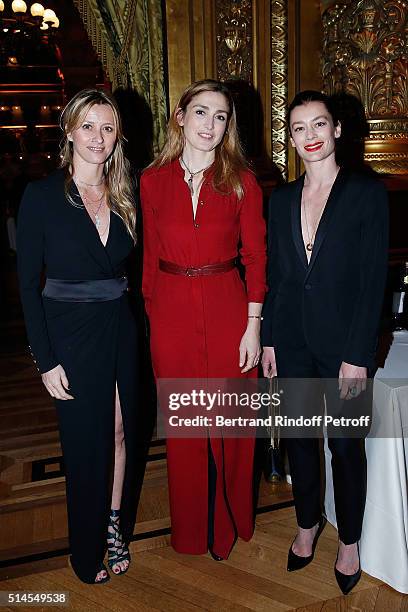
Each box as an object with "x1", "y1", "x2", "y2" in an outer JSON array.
[
  {"x1": 322, "y1": 0, "x2": 407, "y2": 117},
  {"x1": 365, "y1": 153, "x2": 407, "y2": 160},
  {"x1": 271, "y1": 0, "x2": 288, "y2": 179},
  {"x1": 367, "y1": 132, "x2": 407, "y2": 140},
  {"x1": 367, "y1": 119, "x2": 408, "y2": 132},
  {"x1": 365, "y1": 159, "x2": 408, "y2": 174},
  {"x1": 366, "y1": 119, "x2": 408, "y2": 148},
  {"x1": 322, "y1": 0, "x2": 408, "y2": 174},
  {"x1": 365, "y1": 152, "x2": 407, "y2": 175},
  {"x1": 216, "y1": 0, "x2": 253, "y2": 81}
]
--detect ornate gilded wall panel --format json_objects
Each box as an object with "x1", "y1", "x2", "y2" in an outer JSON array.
[
  {"x1": 322, "y1": 0, "x2": 408, "y2": 174},
  {"x1": 271, "y1": 0, "x2": 288, "y2": 179},
  {"x1": 165, "y1": 0, "x2": 216, "y2": 112},
  {"x1": 216, "y1": 0, "x2": 253, "y2": 81},
  {"x1": 165, "y1": 0, "x2": 320, "y2": 180}
]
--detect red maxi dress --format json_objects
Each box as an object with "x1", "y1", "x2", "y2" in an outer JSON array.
[{"x1": 141, "y1": 159, "x2": 266, "y2": 558}]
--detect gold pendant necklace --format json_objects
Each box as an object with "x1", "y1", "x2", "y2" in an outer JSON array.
[
  {"x1": 302, "y1": 169, "x2": 340, "y2": 252},
  {"x1": 302, "y1": 194, "x2": 329, "y2": 252}
]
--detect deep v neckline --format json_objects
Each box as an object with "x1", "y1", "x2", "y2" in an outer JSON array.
[
  {"x1": 291, "y1": 168, "x2": 346, "y2": 273},
  {"x1": 300, "y1": 169, "x2": 341, "y2": 263},
  {"x1": 72, "y1": 181, "x2": 112, "y2": 249},
  {"x1": 75, "y1": 196, "x2": 111, "y2": 250},
  {"x1": 191, "y1": 180, "x2": 204, "y2": 222},
  {"x1": 177, "y1": 158, "x2": 208, "y2": 222},
  {"x1": 97, "y1": 210, "x2": 111, "y2": 248}
]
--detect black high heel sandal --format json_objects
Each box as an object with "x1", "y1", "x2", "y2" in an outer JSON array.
[
  {"x1": 107, "y1": 509, "x2": 131, "y2": 575},
  {"x1": 287, "y1": 516, "x2": 327, "y2": 572},
  {"x1": 334, "y1": 542, "x2": 361, "y2": 595}
]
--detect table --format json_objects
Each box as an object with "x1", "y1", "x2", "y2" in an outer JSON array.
[{"x1": 324, "y1": 331, "x2": 408, "y2": 593}]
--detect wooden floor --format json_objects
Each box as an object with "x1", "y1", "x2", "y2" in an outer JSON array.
[
  {"x1": 0, "y1": 264, "x2": 293, "y2": 564},
  {"x1": 1, "y1": 508, "x2": 406, "y2": 612},
  {"x1": 1, "y1": 257, "x2": 407, "y2": 610}
]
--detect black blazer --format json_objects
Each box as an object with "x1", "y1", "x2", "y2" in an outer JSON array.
[
  {"x1": 261, "y1": 169, "x2": 389, "y2": 369},
  {"x1": 17, "y1": 169, "x2": 133, "y2": 373}
]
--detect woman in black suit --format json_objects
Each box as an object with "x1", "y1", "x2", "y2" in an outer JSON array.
[
  {"x1": 17, "y1": 89, "x2": 139, "y2": 584},
  {"x1": 261, "y1": 91, "x2": 388, "y2": 594}
]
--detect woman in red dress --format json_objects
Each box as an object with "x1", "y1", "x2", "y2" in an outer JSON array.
[{"x1": 141, "y1": 80, "x2": 266, "y2": 560}]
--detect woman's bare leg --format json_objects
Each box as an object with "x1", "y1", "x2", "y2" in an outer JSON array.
[
  {"x1": 107, "y1": 384, "x2": 129, "y2": 574},
  {"x1": 112, "y1": 384, "x2": 126, "y2": 510}
]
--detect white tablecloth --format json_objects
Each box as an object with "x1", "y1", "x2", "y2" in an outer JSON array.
[{"x1": 324, "y1": 331, "x2": 408, "y2": 593}]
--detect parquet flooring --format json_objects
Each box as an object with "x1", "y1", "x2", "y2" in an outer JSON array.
[
  {"x1": 1, "y1": 509, "x2": 406, "y2": 611},
  {"x1": 0, "y1": 291, "x2": 293, "y2": 565},
  {"x1": 1, "y1": 261, "x2": 406, "y2": 609},
  {"x1": 0, "y1": 279, "x2": 294, "y2": 562}
]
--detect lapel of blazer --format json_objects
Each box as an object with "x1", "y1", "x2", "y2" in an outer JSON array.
[
  {"x1": 305, "y1": 168, "x2": 348, "y2": 280},
  {"x1": 290, "y1": 173, "x2": 308, "y2": 270}
]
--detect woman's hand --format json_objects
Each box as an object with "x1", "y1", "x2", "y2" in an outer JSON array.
[
  {"x1": 262, "y1": 346, "x2": 277, "y2": 378},
  {"x1": 338, "y1": 361, "x2": 367, "y2": 400},
  {"x1": 41, "y1": 364, "x2": 74, "y2": 400},
  {"x1": 239, "y1": 321, "x2": 261, "y2": 373}
]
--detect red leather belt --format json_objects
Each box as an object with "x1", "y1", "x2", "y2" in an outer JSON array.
[{"x1": 159, "y1": 258, "x2": 236, "y2": 277}]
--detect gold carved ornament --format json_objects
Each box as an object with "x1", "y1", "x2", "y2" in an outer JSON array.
[
  {"x1": 322, "y1": 0, "x2": 408, "y2": 174},
  {"x1": 214, "y1": 1, "x2": 289, "y2": 178},
  {"x1": 216, "y1": 0, "x2": 253, "y2": 81},
  {"x1": 271, "y1": 0, "x2": 288, "y2": 179}
]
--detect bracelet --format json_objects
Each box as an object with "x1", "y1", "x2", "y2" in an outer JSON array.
[{"x1": 248, "y1": 315, "x2": 262, "y2": 320}]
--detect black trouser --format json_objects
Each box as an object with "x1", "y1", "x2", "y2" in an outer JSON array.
[{"x1": 275, "y1": 343, "x2": 369, "y2": 544}]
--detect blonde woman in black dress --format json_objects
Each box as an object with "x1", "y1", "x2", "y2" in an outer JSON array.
[{"x1": 18, "y1": 89, "x2": 139, "y2": 583}]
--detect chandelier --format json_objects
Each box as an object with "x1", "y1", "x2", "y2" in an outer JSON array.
[
  {"x1": 0, "y1": 2, "x2": 59, "y2": 33},
  {"x1": 0, "y1": 2, "x2": 60, "y2": 66}
]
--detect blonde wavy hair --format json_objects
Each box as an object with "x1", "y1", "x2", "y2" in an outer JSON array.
[
  {"x1": 59, "y1": 88, "x2": 136, "y2": 241},
  {"x1": 152, "y1": 79, "x2": 248, "y2": 199}
]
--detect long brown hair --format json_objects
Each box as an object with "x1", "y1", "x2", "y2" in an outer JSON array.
[
  {"x1": 152, "y1": 79, "x2": 248, "y2": 199},
  {"x1": 59, "y1": 88, "x2": 136, "y2": 241}
]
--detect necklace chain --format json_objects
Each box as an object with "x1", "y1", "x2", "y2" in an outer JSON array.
[
  {"x1": 79, "y1": 189, "x2": 105, "y2": 204},
  {"x1": 78, "y1": 187, "x2": 106, "y2": 230},
  {"x1": 302, "y1": 192, "x2": 330, "y2": 252},
  {"x1": 180, "y1": 157, "x2": 213, "y2": 197},
  {"x1": 302, "y1": 169, "x2": 339, "y2": 252},
  {"x1": 70, "y1": 178, "x2": 108, "y2": 237},
  {"x1": 74, "y1": 175, "x2": 105, "y2": 187}
]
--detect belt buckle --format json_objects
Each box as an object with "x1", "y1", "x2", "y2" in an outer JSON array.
[{"x1": 186, "y1": 267, "x2": 197, "y2": 277}]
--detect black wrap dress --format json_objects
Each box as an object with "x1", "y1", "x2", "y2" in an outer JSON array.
[{"x1": 17, "y1": 169, "x2": 139, "y2": 583}]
